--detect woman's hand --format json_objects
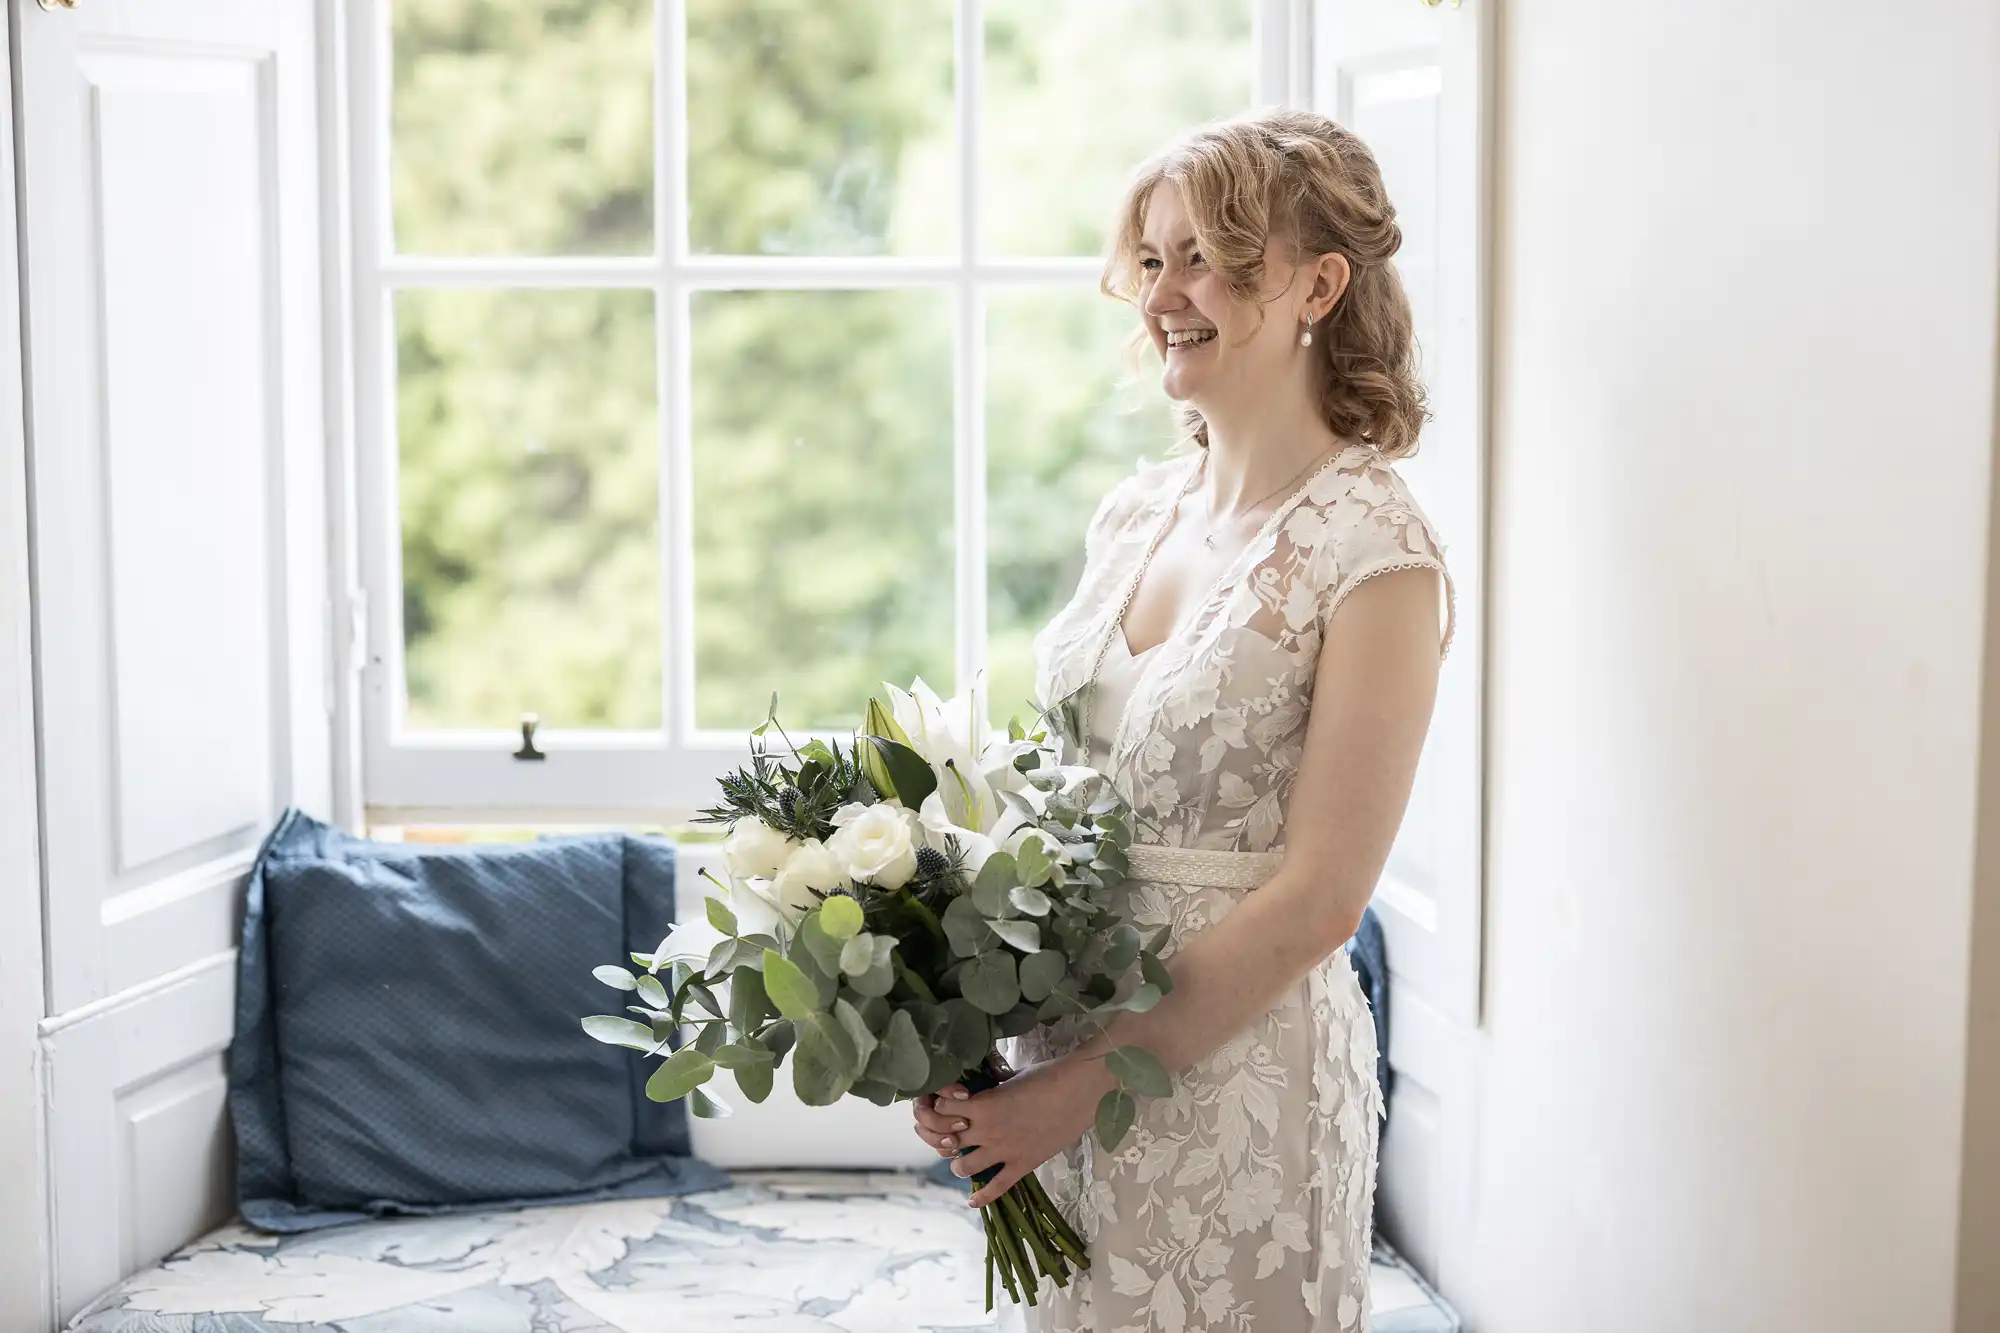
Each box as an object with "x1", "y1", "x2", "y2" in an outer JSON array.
[{"x1": 911, "y1": 1056, "x2": 1113, "y2": 1208}]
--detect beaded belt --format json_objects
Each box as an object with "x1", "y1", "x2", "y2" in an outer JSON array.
[{"x1": 1124, "y1": 843, "x2": 1283, "y2": 891}]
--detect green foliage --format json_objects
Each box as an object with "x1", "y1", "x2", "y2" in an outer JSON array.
[
  {"x1": 390, "y1": 1, "x2": 1247, "y2": 734},
  {"x1": 761, "y1": 948, "x2": 821, "y2": 1021}
]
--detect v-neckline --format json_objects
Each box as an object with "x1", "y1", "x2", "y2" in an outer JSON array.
[
  {"x1": 1091, "y1": 445, "x2": 1353, "y2": 759},
  {"x1": 1112, "y1": 447, "x2": 1344, "y2": 660}
]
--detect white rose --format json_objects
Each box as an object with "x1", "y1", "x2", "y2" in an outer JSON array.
[
  {"x1": 723, "y1": 819, "x2": 797, "y2": 880},
  {"x1": 827, "y1": 802, "x2": 919, "y2": 889},
  {"x1": 771, "y1": 839, "x2": 848, "y2": 917}
]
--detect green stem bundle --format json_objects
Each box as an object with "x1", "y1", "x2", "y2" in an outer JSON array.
[{"x1": 961, "y1": 1064, "x2": 1091, "y2": 1311}]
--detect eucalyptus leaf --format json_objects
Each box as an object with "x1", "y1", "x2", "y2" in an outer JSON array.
[
  {"x1": 705, "y1": 897, "x2": 739, "y2": 937},
  {"x1": 941, "y1": 998, "x2": 993, "y2": 1068},
  {"x1": 733, "y1": 1058, "x2": 774, "y2": 1104},
  {"x1": 729, "y1": 965, "x2": 773, "y2": 1030},
  {"x1": 762, "y1": 949, "x2": 822, "y2": 1021},
  {"x1": 794, "y1": 1011, "x2": 859, "y2": 1106},
  {"x1": 988, "y1": 918, "x2": 1041, "y2": 954},
  {"x1": 633, "y1": 973, "x2": 670, "y2": 1008},
  {"x1": 1094, "y1": 1088, "x2": 1137, "y2": 1151},
  {"x1": 1143, "y1": 924, "x2": 1173, "y2": 956},
  {"x1": 694, "y1": 1020, "x2": 727, "y2": 1055},
  {"x1": 993, "y1": 1001, "x2": 1041, "y2": 1038},
  {"x1": 942, "y1": 894, "x2": 992, "y2": 959},
  {"x1": 852, "y1": 1078, "x2": 902, "y2": 1106},
  {"x1": 762, "y1": 1018, "x2": 797, "y2": 1061},
  {"x1": 849, "y1": 959, "x2": 896, "y2": 998},
  {"x1": 1141, "y1": 950, "x2": 1175, "y2": 996},
  {"x1": 796, "y1": 913, "x2": 847, "y2": 979},
  {"x1": 712, "y1": 1042, "x2": 774, "y2": 1071},
  {"x1": 644, "y1": 1047, "x2": 714, "y2": 1103},
  {"x1": 1103, "y1": 924, "x2": 1142, "y2": 975},
  {"x1": 1106, "y1": 1045, "x2": 1172, "y2": 1098},
  {"x1": 593, "y1": 966, "x2": 639, "y2": 992},
  {"x1": 834, "y1": 997, "x2": 879, "y2": 1075},
  {"x1": 1117, "y1": 982, "x2": 1164, "y2": 1014},
  {"x1": 1018, "y1": 949, "x2": 1069, "y2": 1003},
  {"x1": 866, "y1": 1008, "x2": 931, "y2": 1092},
  {"x1": 1014, "y1": 836, "x2": 1053, "y2": 888},
  {"x1": 688, "y1": 1086, "x2": 732, "y2": 1118},
  {"x1": 852, "y1": 992, "x2": 892, "y2": 1033},
  {"x1": 960, "y1": 950, "x2": 1021, "y2": 1016},
  {"x1": 820, "y1": 894, "x2": 865, "y2": 940},
  {"x1": 1008, "y1": 886, "x2": 1051, "y2": 917},
  {"x1": 970, "y1": 854, "x2": 1018, "y2": 917},
  {"x1": 839, "y1": 933, "x2": 875, "y2": 977},
  {"x1": 685, "y1": 980, "x2": 724, "y2": 1018},
  {"x1": 582, "y1": 1015, "x2": 659, "y2": 1051}
]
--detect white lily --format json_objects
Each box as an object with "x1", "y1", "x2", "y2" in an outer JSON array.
[
  {"x1": 640, "y1": 919, "x2": 730, "y2": 975},
  {"x1": 917, "y1": 789, "x2": 997, "y2": 873},
  {"x1": 888, "y1": 676, "x2": 998, "y2": 832}
]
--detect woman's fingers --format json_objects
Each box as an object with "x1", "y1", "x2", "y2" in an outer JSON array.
[
  {"x1": 913, "y1": 1100, "x2": 971, "y2": 1137},
  {"x1": 951, "y1": 1144, "x2": 1001, "y2": 1179},
  {"x1": 967, "y1": 1166, "x2": 1023, "y2": 1209}
]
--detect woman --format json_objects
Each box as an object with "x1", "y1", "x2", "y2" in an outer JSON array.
[{"x1": 911, "y1": 108, "x2": 1453, "y2": 1332}]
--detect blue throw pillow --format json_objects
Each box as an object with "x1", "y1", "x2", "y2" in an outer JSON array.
[{"x1": 228, "y1": 809, "x2": 726, "y2": 1231}]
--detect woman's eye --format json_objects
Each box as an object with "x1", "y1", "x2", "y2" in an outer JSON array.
[
  {"x1": 1188, "y1": 251, "x2": 1206, "y2": 268},
  {"x1": 1139, "y1": 257, "x2": 1162, "y2": 273}
]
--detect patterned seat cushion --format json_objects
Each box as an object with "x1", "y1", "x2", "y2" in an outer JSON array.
[{"x1": 70, "y1": 1172, "x2": 1460, "y2": 1332}]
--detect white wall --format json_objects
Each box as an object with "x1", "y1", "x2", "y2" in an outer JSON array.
[
  {"x1": 0, "y1": 8, "x2": 53, "y2": 1325},
  {"x1": 1468, "y1": 2, "x2": 2000, "y2": 1330}
]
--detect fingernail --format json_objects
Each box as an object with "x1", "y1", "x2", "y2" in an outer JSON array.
[
  {"x1": 953, "y1": 1120, "x2": 969, "y2": 1132},
  {"x1": 950, "y1": 1089, "x2": 970, "y2": 1100},
  {"x1": 941, "y1": 1136, "x2": 955, "y2": 1148}
]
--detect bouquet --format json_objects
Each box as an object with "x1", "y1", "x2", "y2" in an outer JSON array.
[{"x1": 583, "y1": 679, "x2": 1176, "y2": 1307}]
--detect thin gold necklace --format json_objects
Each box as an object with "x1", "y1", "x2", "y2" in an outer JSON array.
[{"x1": 1198, "y1": 445, "x2": 1336, "y2": 550}]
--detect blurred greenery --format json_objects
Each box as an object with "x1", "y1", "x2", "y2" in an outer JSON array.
[{"x1": 391, "y1": 0, "x2": 1249, "y2": 735}]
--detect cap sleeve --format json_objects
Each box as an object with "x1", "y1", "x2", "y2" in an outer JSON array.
[
  {"x1": 1083, "y1": 454, "x2": 1191, "y2": 563},
  {"x1": 1314, "y1": 460, "x2": 1456, "y2": 660}
]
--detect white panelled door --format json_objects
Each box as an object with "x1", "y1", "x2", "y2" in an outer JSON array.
[
  {"x1": 1315, "y1": 0, "x2": 1490, "y2": 1299},
  {"x1": 15, "y1": 0, "x2": 326, "y2": 1316}
]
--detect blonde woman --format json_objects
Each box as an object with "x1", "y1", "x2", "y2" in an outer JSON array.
[{"x1": 912, "y1": 109, "x2": 1454, "y2": 1332}]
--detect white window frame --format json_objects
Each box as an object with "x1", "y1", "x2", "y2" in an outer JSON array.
[{"x1": 341, "y1": 0, "x2": 1314, "y2": 825}]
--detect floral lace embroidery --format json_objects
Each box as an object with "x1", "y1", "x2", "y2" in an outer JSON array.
[{"x1": 1002, "y1": 443, "x2": 1451, "y2": 1332}]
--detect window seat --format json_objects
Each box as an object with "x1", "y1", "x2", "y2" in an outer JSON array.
[{"x1": 70, "y1": 1171, "x2": 1459, "y2": 1331}]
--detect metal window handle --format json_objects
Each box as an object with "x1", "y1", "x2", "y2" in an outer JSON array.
[
  {"x1": 36, "y1": 0, "x2": 80, "y2": 11},
  {"x1": 514, "y1": 713, "x2": 545, "y2": 762}
]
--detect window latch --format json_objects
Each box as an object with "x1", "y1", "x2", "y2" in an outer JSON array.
[{"x1": 513, "y1": 713, "x2": 545, "y2": 762}]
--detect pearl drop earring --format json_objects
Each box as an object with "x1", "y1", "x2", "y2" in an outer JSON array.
[{"x1": 1299, "y1": 313, "x2": 1314, "y2": 348}]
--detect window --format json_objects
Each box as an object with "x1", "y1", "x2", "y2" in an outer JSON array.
[{"x1": 351, "y1": 0, "x2": 1305, "y2": 819}]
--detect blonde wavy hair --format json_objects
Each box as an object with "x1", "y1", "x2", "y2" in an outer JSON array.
[{"x1": 1104, "y1": 108, "x2": 1428, "y2": 460}]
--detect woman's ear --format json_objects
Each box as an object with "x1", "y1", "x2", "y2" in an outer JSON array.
[{"x1": 1310, "y1": 253, "x2": 1352, "y2": 321}]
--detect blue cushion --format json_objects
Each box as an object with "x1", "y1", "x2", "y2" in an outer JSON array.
[{"x1": 228, "y1": 809, "x2": 726, "y2": 1232}]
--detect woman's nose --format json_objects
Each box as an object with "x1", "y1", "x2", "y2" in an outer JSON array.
[{"x1": 1143, "y1": 272, "x2": 1187, "y2": 319}]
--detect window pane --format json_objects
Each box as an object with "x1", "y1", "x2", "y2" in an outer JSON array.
[
  {"x1": 397, "y1": 289, "x2": 660, "y2": 730},
  {"x1": 686, "y1": 0, "x2": 955, "y2": 256},
  {"x1": 985, "y1": 288, "x2": 1176, "y2": 722},
  {"x1": 391, "y1": 0, "x2": 654, "y2": 256},
  {"x1": 983, "y1": 1, "x2": 1254, "y2": 257},
  {"x1": 691, "y1": 290, "x2": 954, "y2": 731}
]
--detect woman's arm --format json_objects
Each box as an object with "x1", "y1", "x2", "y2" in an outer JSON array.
[
  {"x1": 1071, "y1": 564, "x2": 1444, "y2": 1072},
  {"x1": 923, "y1": 566, "x2": 1444, "y2": 1205}
]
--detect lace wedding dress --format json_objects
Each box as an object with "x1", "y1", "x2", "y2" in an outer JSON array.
[{"x1": 1004, "y1": 443, "x2": 1453, "y2": 1333}]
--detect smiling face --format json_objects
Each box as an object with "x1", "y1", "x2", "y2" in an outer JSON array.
[{"x1": 1135, "y1": 180, "x2": 1308, "y2": 411}]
